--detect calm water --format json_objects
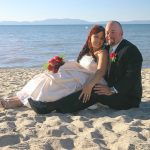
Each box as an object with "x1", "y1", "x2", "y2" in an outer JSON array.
[{"x1": 0, "y1": 24, "x2": 149, "y2": 68}]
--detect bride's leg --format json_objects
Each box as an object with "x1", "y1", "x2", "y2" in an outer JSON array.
[{"x1": 1, "y1": 96, "x2": 23, "y2": 109}]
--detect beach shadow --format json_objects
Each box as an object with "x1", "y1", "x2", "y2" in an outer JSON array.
[
  {"x1": 67, "y1": 101, "x2": 150, "y2": 121},
  {"x1": 3, "y1": 100, "x2": 150, "y2": 121}
]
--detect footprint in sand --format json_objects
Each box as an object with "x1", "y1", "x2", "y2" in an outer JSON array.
[
  {"x1": 60, "y1": 138, "x2": 74, "y2": 149},
  {"x1": 0, "y1": 134, "x2": 20, "y2": 147}
]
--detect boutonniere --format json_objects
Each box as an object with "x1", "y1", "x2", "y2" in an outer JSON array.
[{"x1": 110, "y1": 52, "x2": 117, "y2": 62}]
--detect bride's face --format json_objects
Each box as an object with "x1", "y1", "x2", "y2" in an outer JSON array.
[{"x1": 91, "y1": 32, "x2": 104, "y2": 50}]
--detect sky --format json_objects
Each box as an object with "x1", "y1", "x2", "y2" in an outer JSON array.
[{"x1": 0, "y1": 0, "x2": 150, "y2": 22}]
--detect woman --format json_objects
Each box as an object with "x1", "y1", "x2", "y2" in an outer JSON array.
[{"x1": 0, "y1": 25, "x2": 108, "y2": 111}]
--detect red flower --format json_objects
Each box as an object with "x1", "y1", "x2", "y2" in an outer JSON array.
[
  {"x1": 47, "y1": 64, "x2": 53, "y2": 71},
  {"x1": 110, "y1": 52, "x2": 117, "y2": 62},
  {"x1": 44, "y1": 55, "x2": 65, "y2": 73},
  {"x1": 48, "y1": 58, "x2": 56, "y2": 64},
  {"x1": 53, "y1": 56, "x2": 63, "y2": 62}
]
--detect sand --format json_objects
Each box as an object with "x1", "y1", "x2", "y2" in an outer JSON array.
[{"x1": 0, "y1": 68, "x2": 150, "y2": 150}]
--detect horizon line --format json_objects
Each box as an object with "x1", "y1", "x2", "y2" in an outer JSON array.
[{"x1": 0, "y1": 18, "x2": 150, "y2": 22}]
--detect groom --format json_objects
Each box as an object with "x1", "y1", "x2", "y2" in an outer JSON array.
[{"x1": 29, "y1": 21, "x2": 143, "y2": 114}]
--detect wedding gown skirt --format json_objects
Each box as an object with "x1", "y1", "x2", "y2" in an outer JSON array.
[{"x1": 16, "y1": 55, "x2": 107, "y2": 107}]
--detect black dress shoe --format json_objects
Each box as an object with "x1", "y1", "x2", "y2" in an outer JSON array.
[{"x1": 28, "y1": 98, "x2": 56, "y2": 114}]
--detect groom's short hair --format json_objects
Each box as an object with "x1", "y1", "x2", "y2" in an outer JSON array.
[{"x1": 109, "y1": 21, "x2": 123, "y2": 33}]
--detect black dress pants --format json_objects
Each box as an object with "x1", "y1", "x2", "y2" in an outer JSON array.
[{"x1": 28, "y1": 90, "x2": 140, "y2": 114}]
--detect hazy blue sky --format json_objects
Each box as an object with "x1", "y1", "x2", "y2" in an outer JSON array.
[{"x1": 0, "y1": 0, "x2": 150, "y2": 22}]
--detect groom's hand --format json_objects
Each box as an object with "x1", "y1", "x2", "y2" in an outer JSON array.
[{"x1": 94, "y1": 84, "x2": 112, "y2": 95}]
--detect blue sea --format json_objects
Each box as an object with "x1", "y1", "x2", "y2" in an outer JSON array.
[{"x1": 0, "y1": 24, "x2": 149, "y2": 68}]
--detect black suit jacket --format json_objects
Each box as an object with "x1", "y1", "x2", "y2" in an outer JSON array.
[{"x1": 106, "y1": 39, "x2": 143, "y2": 102}]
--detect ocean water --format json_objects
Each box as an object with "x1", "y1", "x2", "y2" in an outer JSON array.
[{"x1": 0, "y1": 24, "x2": 149, "y2": 68}]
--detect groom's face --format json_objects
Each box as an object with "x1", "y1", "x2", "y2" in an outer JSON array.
[{"x1": 105, "y1": 23, "x2": 123, "y2": 46}]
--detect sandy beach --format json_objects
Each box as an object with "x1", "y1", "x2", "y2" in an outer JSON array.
[{"x1": 0, "y1": 68, "x2": 150, "y2": 150}]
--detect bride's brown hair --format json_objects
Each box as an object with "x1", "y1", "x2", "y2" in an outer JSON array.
[{"x1": 77, "y1": 25, "x2": 105, "y2": 62}]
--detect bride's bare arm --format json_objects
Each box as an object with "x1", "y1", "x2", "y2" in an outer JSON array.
[
  {"x1": 79, "y1": 50, "x2": 108, "y2": 102},
  {"x1": 89, "y1": 50, "x2": 108, "y2": 86}
]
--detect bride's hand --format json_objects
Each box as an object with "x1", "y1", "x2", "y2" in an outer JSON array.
[{"x1": 79, "y1": 83, "x2": 93, "y2": 103}]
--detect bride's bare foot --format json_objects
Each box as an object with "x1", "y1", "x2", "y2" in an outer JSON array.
[
  {"x1": 1, "y1": 96, "x2": 23, "y2": 109},
  {"x1": 5, "y1": 96, "x2": 20, "y2": 101}
]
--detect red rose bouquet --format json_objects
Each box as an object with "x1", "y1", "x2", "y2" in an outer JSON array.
[
  {"x1": 43, "y1": 55, "x2": 65, "y2": 73},
  {"x1": 110, "y1": 52, "x2": 117, "y2": 62}
]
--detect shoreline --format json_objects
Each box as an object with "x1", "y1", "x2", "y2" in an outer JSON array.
[{"x1": 0, "y1": 68, "x2": 150, "y2": 149}]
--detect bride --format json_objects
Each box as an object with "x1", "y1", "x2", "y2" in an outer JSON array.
[{"x1": 0, "y1": 25, "x2": 108, "y2": 110}]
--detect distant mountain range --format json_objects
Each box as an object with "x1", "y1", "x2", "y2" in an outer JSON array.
[{"x1": 0, "y1": 19, "x2": 150, "y2": 25}]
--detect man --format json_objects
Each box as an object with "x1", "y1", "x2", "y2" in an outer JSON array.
[
  {"x1": 92, "y1": 21, "x2": 143, "y2": 109},
  {"x1": 28, "y1": 21, "x2": 143, "y2": 114}
]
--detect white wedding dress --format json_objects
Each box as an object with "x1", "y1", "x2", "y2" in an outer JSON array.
[{"x1": 17, "y1": 55, "x2": 107, "y2": 107}]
